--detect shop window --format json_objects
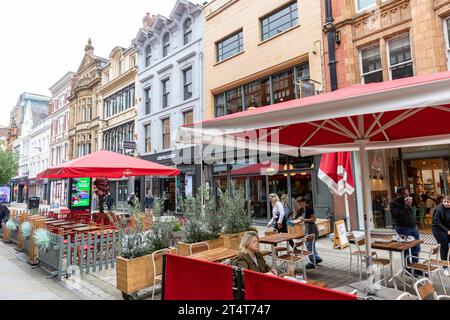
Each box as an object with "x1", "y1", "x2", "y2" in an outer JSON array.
[
  {"x1": 356, "y1": 0, "x2": 376, "y2": 12},
  {"x1": 162, "y1": 118, "x2": 171, "y2": 149},
  {"x1": 183, "y1": 19, "x2": 192, "y2": 45},
  {"x1": 244, "y1": 79, "x2": 271, "y2": 109},
  {"x1": 226, "y1": 88, "x2": 243, "y2": 114},
  {"x1": 360, "y1": 44, "x2": 383, "y2": 84},
  {"x1": 272, "y1": 70, "x2": 295, "y2": 104},
  {"x1": 445, "y1": 17, "x2": 450, "y2": 70},
  {"x1": 183, "y1": 67, "x2": 193, "y2": 100},
  {"x1": 183, "y1": 110, "x2": 194, "y2": 125},
  {"x1": 261, "y1": 1, "x2": 298, "y2": 41},
  {"x1": 216, "y1": 30, "x2": 243, "y2": 62},
  {"x1": 118, "y1": 180, "x2": 128, "y2": 202},
  {"x1": 145, "y1": 124, "x2": 152, "y2": 153},
  {"x1": 388, "y1": 35, "x2": 413, "y2": 80}
]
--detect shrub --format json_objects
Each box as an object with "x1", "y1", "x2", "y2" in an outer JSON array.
[{"x1": 220, "y1": 187, "x2": 252, "y2": 234}]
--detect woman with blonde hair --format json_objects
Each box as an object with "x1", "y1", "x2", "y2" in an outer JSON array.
[{"x1": 232, "y1": 232, "x2": 277, "y2": 275}]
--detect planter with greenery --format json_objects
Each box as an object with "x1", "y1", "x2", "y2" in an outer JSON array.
[{"x1": 109, "y1": 198, "x2": 175, "y2": 299}]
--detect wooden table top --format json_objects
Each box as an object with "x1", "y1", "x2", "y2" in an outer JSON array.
[
  {"x1": 72, "y1": 225, "x2": 102, "y2": 232},
  {"x1": 49, "y1": 221, "x2": 73, "y2": 226},
  {"x1": 87, "y1": 229, "x2": 119, "y2": 237},
  {"x1": 260, "y1": 233, "x2": 303, "y2": 245},
  {"x1": 190, "y1": 247, "x2": 239, "y2": 263},
  {"x1": 371, "y1": 240, "x2": 423, "y2": 252},
  {"x1": 44, "y1": 220, "x2": 67, "y2": 224},
  {"x1": 60, "y1": 223, "x2": 87, "y2": 229}
]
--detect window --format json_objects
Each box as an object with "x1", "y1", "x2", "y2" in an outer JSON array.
[
  {"x1": 144, "y1": 124, "x2": 152, "y2": 153},
  {"x1": 445, "y1": 18, "x2": 450, "y2": 70},
  {"x1": 356, "y1": 0, "x2": 376, "y2": 12},
  {"x1": 104, "y1": 84, "x2": 135, "y2": 118},
  {"x1": 244, "y1": 79, "x2": 271, "y2": 109},
  {"x1": 162, "y1": 33, "x2": 170, "y2": 57},
  {"x1": 183, "y1": 19, "x2": 193, "y2": 45},
  {"x1": 118, "y1": 59, "x2": 123, "y2": 75},
  {"x1": 118, "y1": 180, "x2": 128, "y2": 202},
  {"x1": 388, "y1": 35, "x2": 413, "y2": 80},
  {"x1": 145, "y1": 46, "x2": 152, "y2": 67},
  {"x1": 162, "y1": 118, "x2": 170, "y2": 149},
  {"x1": 272, "y1": 70, "x2": 295, "y2": 103},
  {"x1": 183, "y1": 110, "x2": 194, "y2": 125},
  {"x1": 226, "y1": 89, "x2": 243, "y2": 114},
  {"x1": 145, "y1": 87, "x2": 151, "y2": 115},
  {"x1": 183, "y1": 68, "x2": 193, "y2": 100},
  {"x1": 360, "y1": 44, "x2": 383, "y2": 83},
  {"x1": 216, "y1": 30, "x2": 244, "y2": 62},
  {"x1": 215, "y1": 95, "x2": 226, "y2": 117},
  {"x1": 162, "y1": 78, "x2": 170, "y2": 108},
  {"x1": 261, "y1": 1, "x2": 298, "y2": 41}
]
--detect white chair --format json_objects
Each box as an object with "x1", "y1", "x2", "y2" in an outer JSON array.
[
  {"x1": 396, "y1": 292, "x2": 415, "y2": 300},
  {"x1": 189, "y1": 241, "x2": 209, "y2": 255},
  {"x1": 414, "y1": 278, "x2": 450, "y2": 300},
  {"x1": 406, "y1": 244, "x2": 446, "y2": 294},
  {"x1": 290, "y1": 234, "x2": 317, "y2": 279},
  {"x1": 151, "y1": 248, "x2": 170, "y2": 300}
]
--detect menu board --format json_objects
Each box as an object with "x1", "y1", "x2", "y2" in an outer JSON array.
[
  {"x1": 0, "y1": 185, "x2": 11, "y2": 203},
  {"x1": 69, "y1": 178, "x2": 91, "y2": 208}
]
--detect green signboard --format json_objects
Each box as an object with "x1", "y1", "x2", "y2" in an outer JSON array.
[{"x1": 70, "y1": 177, "x2": 91, "y2": 208}]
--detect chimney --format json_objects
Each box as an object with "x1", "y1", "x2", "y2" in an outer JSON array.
[{"x1": 143, "y1": 13, "x2": 156, "y2": 31}]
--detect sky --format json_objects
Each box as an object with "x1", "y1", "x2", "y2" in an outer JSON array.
[{"x1": 0, "y1": 0, "x2": 203, "y2": 127}]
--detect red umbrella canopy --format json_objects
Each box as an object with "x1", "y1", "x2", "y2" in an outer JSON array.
[
  {"x1": 318, "y1": 152, "x2": 355, "y2": 196},
  {"x1": 37, "y1": 150, "x2": 180, "y2": 179}
]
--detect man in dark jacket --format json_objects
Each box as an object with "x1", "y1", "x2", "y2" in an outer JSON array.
[
  {"x1": 144, "y1": 190, "x2": 154, "y2": 214},
  {"x1": 105, "y1": 191, "x2": 114, "y2": 212},
  {"x1": 0, "y1": 204, "x2": 10, "y2": 230},
  {"x1": 390, "y1": 186, "x2": 421, "y2": 270}
]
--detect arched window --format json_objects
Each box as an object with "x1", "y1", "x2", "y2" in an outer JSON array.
[
  {"x1": 145, "y1": 45, "x2": 152, "y2": 67},
  {"x1": 183, "y1": 18, "x2": 192, "y2": 45},
  {"x1": 162, "y1": 33, "x2": 170, "y2": 57}
]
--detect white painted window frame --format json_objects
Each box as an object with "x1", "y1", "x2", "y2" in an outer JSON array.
[
  {"x1": 386, "y1": 33, "x2": 413, "y2": 80},
  {"x1": 359, "y1": 43, "x2": 383, "y2": 84},
  {"x1": 355, "y1": 0, "x2": 376, "y2": 13},
  {"x1": 444, "y1": 17, "x2": 450, "y2": 70}
]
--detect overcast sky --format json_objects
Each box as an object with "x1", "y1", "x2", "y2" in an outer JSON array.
[{"x1": 0, "y1": 0, "x2": 203, "y2": 127}]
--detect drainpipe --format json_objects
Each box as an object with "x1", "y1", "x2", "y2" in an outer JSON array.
[{"x1": 324, "y1": 0, "x2": 338, "y2": 92}]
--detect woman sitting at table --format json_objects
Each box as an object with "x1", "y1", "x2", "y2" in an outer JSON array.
[{"x1": 232, "y1": 232, "x2": 277, "y2": 275}]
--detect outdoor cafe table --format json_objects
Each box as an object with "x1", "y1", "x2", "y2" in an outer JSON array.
[
  {"x1": 71, "y1": 225, "x2": 102, "y2": 233},
  {"x1": 260, "y1": 233, "x2": 304, "y2": 268},
  {"x1": 48, "y1": 221, "x2": 73, "y2": 227},
  {"x1": 333, "y1": 280, "x2": 417, "y2": 300},
  {"x1": 60, "y1": 223, "x2": 87, "y2": 229},
  {"x1": 190, "y1": 247, "x2": 239, "y2": 263},
  {"x1": 44, "y1": 220, "x2": 67, "y2": 225},
  {"x1": 371, "y1": 239, "x2": 424, "y2": 291}
]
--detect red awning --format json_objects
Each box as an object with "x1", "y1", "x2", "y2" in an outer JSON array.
[
  {"x1": 177, "y1": 71, "x2": 450, "y2": 155},
  {"x1": 37, "y1": 150, "x2": 180, "y2": 179}
]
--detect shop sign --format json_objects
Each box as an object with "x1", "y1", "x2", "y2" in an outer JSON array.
[
  {"x1": 157, "y1": 153, "x2": 176, "y2": 161},
  {"x1": 122, "y1": 141, "x2": 136, "y2": 150}
]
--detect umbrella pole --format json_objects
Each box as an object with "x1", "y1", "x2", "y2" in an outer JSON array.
[{"x1": 356, "y1": 140, "x2": 375, "y2": 294}]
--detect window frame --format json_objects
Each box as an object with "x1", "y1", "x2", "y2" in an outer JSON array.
[
  {"x1": 445, "y1": 17, "x2": 450, "y2": 70},
  {"x1": 162, "y1": 117, "x2": 171, "y2": 150},
  {"x1": 144, "y1": 87, "x2": 152, "y2": 115},
  {"x1": 162, "y1": 33, "x2": 170, "y2": 57},
  {"x1": 144, "y1": 123, "x2": 152, "y2": 153},
  {"x1": 145, "y1": 45, "x2": 152, "y2": 67},
  {"x1": 260, "y1": 1, "x2": 298, "y2": 41},
  {"x1": 359, "y1": 43, "x2": 383, "y2": 84},
  {"x1": 162, "y1": 78, "x2": 170, "y2": 108},
  {"x1": 355, "y1": 0, "x2": 376, "y2": 13},
  {"x1": 183, "y1": 18, "x2": 193, "y2": 45},
  {"x1": 183, "y1": 67, "x2": 193, "y2": 101},
  {"x1": 216, "y1": 29, "x2": 244, "y2": 62},
  {"x1": 183, "y1": 110, "x2": 194, "y2": 125},
  {"x1": 386, "y1": 33, "x2": 414, "y2": 80}
]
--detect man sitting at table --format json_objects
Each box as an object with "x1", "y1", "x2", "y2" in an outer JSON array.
[
  {"x1": 390, "y1": 186, "x2": 422, "y2": 276},
  {"x1": 232, "y1": 232, "x2": 277, "y2": 275}
]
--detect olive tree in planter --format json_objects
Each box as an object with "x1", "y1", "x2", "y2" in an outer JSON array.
[
  {"x1": 177, "y1": 187, "x2": 224, "y2": 256},
  {"x1": 109, "y1": 199, "x2": 175, "y2": 300},
  {"x1": 219, "y1": 187, "x2": 255, "y2": 250}
]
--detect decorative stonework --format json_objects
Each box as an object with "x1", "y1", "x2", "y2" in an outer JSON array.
[
  {"x1": 434, "y1": 0, "x2": 450, "y2": 10},
  {"x1": 353, "y1": 1, "x2": 411, "y2": 40}
]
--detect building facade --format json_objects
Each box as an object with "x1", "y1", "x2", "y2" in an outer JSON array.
[
  {"x1": 134, "y1": 1, "x2": 203, "y2": 213},
  {"x1": 322, "y1": 0, "x2": 450, "y2": 230},
  {"x1": 10, "y1": 93, "x2": 50, "y2": 203},
  {"x1": 202, "y1": 0, "x2": 332, "y2": 223},
  {"x1": 97, "y1": 46, "x2": 138, "y2": 209},
  {"x1": 48, "y1": 72, "x2": 75, "y2": 207},
  {"x1": 68, "y1": 39, "x2": 109, "y2": 160},
  {"x1": 0, "y1": 127, "x2": 7, "y2": 151}
]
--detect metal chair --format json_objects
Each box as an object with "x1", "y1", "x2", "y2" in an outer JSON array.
[
  {"x1": 189, "y1": 241, "x2": 209, "y2": 255},
  {"x1": 413, "y1": 278, "x2": 450, "y2": 300},
  {"x1": 290, "y1": 234, "x2": 317, "y2": 279},
  {"x1": 151, "y1": 248, "x2": 171, "y2": 300},
  {"x1": 396, "y1": 292, "x2": 415, "y2": 300},
  {"x1": 406, "y1": 244, "x2": 446, "y2": 294}
]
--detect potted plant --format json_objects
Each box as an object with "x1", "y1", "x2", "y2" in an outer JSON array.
[
  {"x1": 219, "y1": 187, "x2": 254, "y2": 250},
  {"x1": 177, "y1": 187, "x2": 224, "y2": 256},
  {"x1": 110, "y1": 198, "x2": 175, "y2": 300}
]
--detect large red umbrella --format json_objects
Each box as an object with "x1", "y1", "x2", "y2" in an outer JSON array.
[
  {"x1": 37, "y1": 150, "x2": 180, "y2": 179},
  {"x1": 318, "y1": 152, "x2": 355, "y2": 230}
]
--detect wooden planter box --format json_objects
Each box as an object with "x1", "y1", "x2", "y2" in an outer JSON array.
[
  {"x1": 222, "y1": 232, "x2": 247, "y2": 250},
  {"x1": 116, "y1": 248, "x2": 176, "y2": 295},
  {"x1": 176, "y1": 236, "x2": 224, "y2": 256}
]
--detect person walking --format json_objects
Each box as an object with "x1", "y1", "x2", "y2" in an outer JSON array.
[
  {"x1": 144, "y1": 189, "x2": 155, "y2": 221},
  {"x1": 127, "y1": 193, "x2": 137, "y2": 209},
  {"x1": 266, "y1": 193, "x2": 294, "y2": 248},
  {"x1": 105, "y1": 191, "x2": 114, "y2": 212},
  {"x1": 390, "y1": 186, "x2": 422, "y2": 275},
  {"x1": 432, "y1": 195, "x2": 450, "y2": 276},
  {"x1": 296, "y1": 197, "x2": 322, "y2": 269}
]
